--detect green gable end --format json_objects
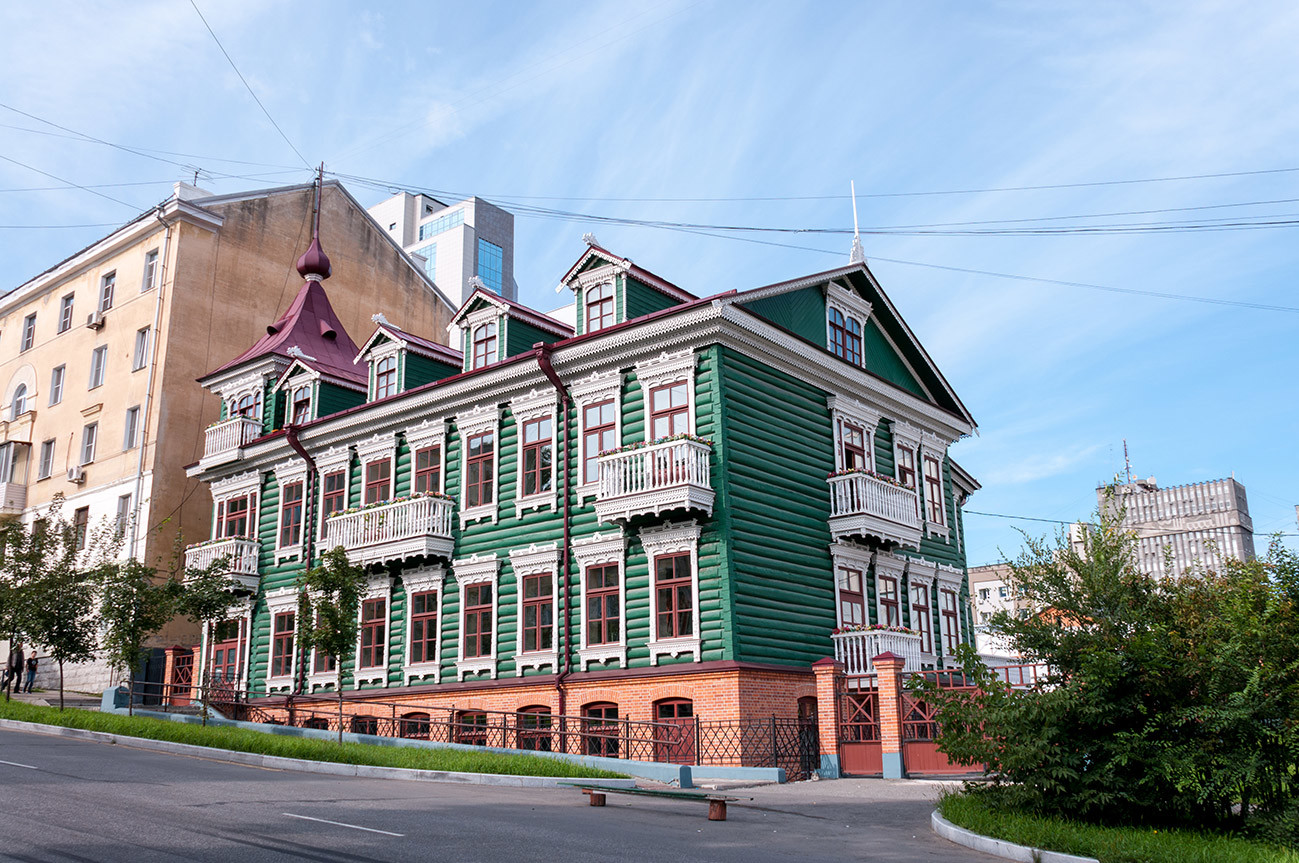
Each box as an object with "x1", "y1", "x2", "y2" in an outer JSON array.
[
  {"x1": 622, "y1": 274, "x2": 683, "y2": 321},
  {"x1": 403, "y1": 351, "x2": 458, "y2": 389},
  {"x1": 316, "y1": 380, "x2": 365, "y2": 417},
  {"x1": 862, "y1": 317, "x2": 925, "y2": 397},
  {"x1": 504, "y1": 316, "x2": 562, "y2": 358},
  {"x1": 739, "y1": 286, "x2": 827, "y2": 345}
]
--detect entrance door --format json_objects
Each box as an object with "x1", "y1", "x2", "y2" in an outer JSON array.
[
  {"x1": 653, "y1": 698, "x2": 696, "y2": 764},
  {"x1": 210, "y1": 619, "x2": 241, "y2": 696}
]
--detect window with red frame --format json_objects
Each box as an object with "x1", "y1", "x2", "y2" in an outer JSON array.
[
  {"x1": 291, "y1": 385, "x2": 312, "y2": 424},
  {"x1": 520, "y1": 417, "x2": 552, "y2": 497},
  {"x1": 517, "y1": 705, "x2": 552, "y2": 751},
  {"x1": 654, "y1": 553, "x2": 693, "y2": 640},
  {"x1": 649, "y1": 382, "x2": 688, "y2": 438},
  {"x1": 270, "y1": 611, "x2": 295, "y2": 677},
  {"x1": 838, "y1": 567, "x2": 865, "y2": 626},
  {"x1": 471, "y1": 322, "x2": 497, "y2": 369},
  {"x1": 941, "y1": 589, "x2": 959, "y2": 652},
  {"x1": 911, "y1": 583, "x2": 933, "y2": 653},
  {"x1": 521, "y1": 572, "x2": 553, "y2": 653},
  {"x1": 221, "y1": 494, "x2": 250, "y2": 538},
  {"x1": 364, "y1": 459, "x2": 391, "y2": 505},
  {"x1": 358, "y1": 598, "x2": 386, "y2": 668},
  {"x1": 455, "y1": 710, "x2": 488, "y2": 745},
  {"x1": 585, "y1": 283, "x2": 614, "y2": 333},
  {"x1": 211, "y1": 619, "x2": 240, "y2": 682},
  {"x1": 581, "y1": 400, "x2": 615, "y2": 484},
  {"x1": 841, "y1": 423, "x2": 868, "y2": 470},
  {"x1": 320, "y1": 471, "x2": 345, "y2": 535},
  {"x1": 232, "y1": 392, "x2": 259, "y2": 419},
  {"x1": 414, "y1": 446, "x2": 440, "y2": 494},
  {"x1": 581, "y1": 702, "x2": 619, "y2": 757},
  {"x1": 923, "y1": 455, "x2": 945, "y2": 524},
  {"x1": 400, "y1": 711, "x2": 430, "y2": 739},
  {"x1": 279, "y1": 481, "x2": 303, "y2": 547},
  {"x1": 463, "y1": 582, "x2": 493, "y2": 658},
  {"x1": 878, "y1": 574, "x2": 900, "y2": 627},
  {"x1": 896, "y1": 445, "x2": 917, "y2": 489},
  {"x1": 465, "y1": 432, "x2": 494, "y2": 507},
  {"x1": 373, "y1": 356, "x2": 397, "y2": 399},
  {"x1": 312, "y1": 613, "x2": 336, "y2": 673},
  {"x1": 828, "y1": 308, "x2": 863, "y2": 366},
  {"x1": 409, "y1": 591, "x2": 438, "y2": 664},
  {"x1": 585, "y1": 563, "x2": 620, "y2": 645}
]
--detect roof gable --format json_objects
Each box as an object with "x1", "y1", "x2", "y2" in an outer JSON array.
[
  {"x1": 449, "y1": 287, "x2": 573, "y2": 338},
  {"x1": 355, "y1": 318, "x2": 461, "y2": 365},
  {"x1": 560, "y1": 243, "x2": 695, "y2": 303}
]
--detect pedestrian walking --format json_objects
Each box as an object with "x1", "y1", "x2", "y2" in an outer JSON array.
[
  {"x1": 5, "y1": 642, "x2": 24, "y2": 697},
  {"x1": 23, "y1": 652, "x2": 37, "y2": 693}
]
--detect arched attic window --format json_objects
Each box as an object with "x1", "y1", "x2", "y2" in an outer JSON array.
[
  {"x1": 471, "y1": 322, "x2": 497, "y2": 369},
  {"x1": 291, "y1": 385, "x2": 312, "y2": 424},
  {"x1": 828, "y1": 307, "x2": 863, "y2": 367},
  {"x1": 585, "y1": 283, "x2": 615, "y2": 333},
  {"x1": 374, "y1": 356, "x2": 398, "y2": 399},
  {"x1": 11, "y1": 384, "x2": 27, "y2": 420},
  {"x1": 232, "y1": 392, "x2": 260, "y2": 419}
]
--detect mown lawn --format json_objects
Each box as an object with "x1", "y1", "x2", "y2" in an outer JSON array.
[
  {"x1": 0, "y1": 699, "x2": 625, "y2": 780},
  {"x1": 939, "y1": 792, "x2": 1298, "y2": 863}
]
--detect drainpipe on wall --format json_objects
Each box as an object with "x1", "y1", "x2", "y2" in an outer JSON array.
[
  {"x1": 533, "y1": 343, "x2": 572, "y2": 717},
  {"x1": 285, "y1": 425, "x2": 317, "y2": 695}
]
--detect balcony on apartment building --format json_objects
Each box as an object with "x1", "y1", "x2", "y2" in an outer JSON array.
[
  {"x1": 832, "y1": 628, "x2": 925, "y2": 675},
  {"x1": 323, "y1": 494, "x2": 455, "y2": 566},
  {"x1": 199, "y1": 416, "x2": 263, "y2": 469},
  {"x1": 827, "y1": 470, "x2": 922, "y2": 549},
  {"x1": 183, "y1": 538, "x2": 261, "y2": 592},
  {"x1": 594, "y1": 437, "x2": 714, "y2": 523}
]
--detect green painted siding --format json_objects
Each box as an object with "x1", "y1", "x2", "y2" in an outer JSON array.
[
  {"x1": 404, "y1": 352, "x2": 457, "y2": 389},
  {"x1": 862, "y1": 318, "x2": 924, "y2": 397},
  {"x1": 504, "y1": 317, "x2": 560, "y2": 359},
  {"x1": 622, "y1": 275, "x2": 682, "y2": 321},
  {"x1": 316, "y1": 381, "x2": 364, "y2": 418},
  {"x1": 739, "y1": 287, "x2": 827, "y2": 345}
]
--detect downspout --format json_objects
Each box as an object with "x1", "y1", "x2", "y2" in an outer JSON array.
[
  {"x1": 128, "y1": 209, "x2": 173, "y2": 561},
  {"x1": 285, "y1": 425, "x2": 317, "y2": 695},
  {"x1": 533, "y1": 343, "x2": 572, "y2": 717}
]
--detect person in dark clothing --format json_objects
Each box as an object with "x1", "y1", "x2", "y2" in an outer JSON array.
[
  {"x1": 23, "y1": 653, "x2": 37, "y2": 693},
  {"x1": 4, "y1": 643, "x2": 23, "y2": 696}
]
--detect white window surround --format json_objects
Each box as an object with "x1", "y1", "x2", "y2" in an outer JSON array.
[
  {"x1": 353, "y1": 574, "x2": 393, "y2": 689},
  {"x1": 634, "y1": 349, "x2": 697, "y2": 437},
  {"x1": 892, "y1": 420, "x2": 922, "y2": 489},
  {"x1": 906, "y1": 558, "x2": 938, "y2": 656},
  {"x1": 356, "y1": 432, "x2": 398, "y2": 488},
  {"x1": 315, "y1": 445, "x2": 351, "y2": 539},
  {"x1": 873, "y1": 551, "x2": 908, "y2": 627},
  {"x1": 508, "y1": 542, "x2": 561, "y2": 674},
  {"x1": 828, "y1": 540, "x2": 875, "y2": 629},
  {"x1": 213, "y1": 370, "x2": 267, "y2": 421},
  {"x1": 572, "y1": 530, "x2": 628, "y2": 670},
  {"x1": 264, "y1": 587, "x2": 299, "y2": 687},
  {"x1": 400, "y1": 565, "x2": 446, "y2": 685},
  {"x1": 457, "y1": 405, "x2": 501, "y2": 526},
  {"x1": 825, "y1": 281, "x2": 874, "y2": 365},
  {"x1": 453, "y1": 552, "x2": 500, "y2": 680},
  {"x1": 920, "y1": 431, "x2": 952, "y2": 536},
  {"x1": 462, "y1": 305, "x2": 502, "y2": 370},
  {"x1": 200, "y1": 596, "x2": 255, "y2": 689},
  {"x1": 570, "y1": 369, "x2": 622, "y2": 499},
  {"x1": 273, "y1": 457, "x2": 308, "y2": 562},
  {"x1": 639, "y1": 520, "x2": 702, "y2": 665},
  {"x1": 366, "y1": 340, "x2": 403, "y2": 399},
  {"x1": 509, "y1": 388, "x2": 559, "y2": 517},
  {"x1": 405, "y1": 419, "x2": 447, "y2": 495},
  {"x1": 936, "y1": 563, "x2": 965, "y2": 651},
  {"x1": 210, "y1": 470, "x2": 261, "y2": 541},
  {"x1": 827, "y1": 395, "x2": 883, "y2": 473}
]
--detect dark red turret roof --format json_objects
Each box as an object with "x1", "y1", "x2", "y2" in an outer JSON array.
[{"x1": 296, "y1": 237, "x2": 332, "y2": 279}]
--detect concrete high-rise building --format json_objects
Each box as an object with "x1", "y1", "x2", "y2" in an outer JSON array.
[
  {"x1": 367, "y1": 192, "x2": 517, "y2": 306},
  {"x1": 1094, "y1": 476, "x2": 1255, "y2": 577},
  {"x1": 0, "y1": 179, "x2": 454, "y2": 692},
  {"x1": 968, "y1": 563, "x2": 1028, "y2": 661}
]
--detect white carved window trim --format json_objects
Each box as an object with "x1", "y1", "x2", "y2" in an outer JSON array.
[
  {"x1": 508, "y1": 542, "x2": 561, "y2": 674},
  {"x1": 892, "y1": 421, "x2": 922, "y2": 491},
  {"x1": 453, "y1": 553, "x2": 500, "y2": 680},
  {"x1": 367, "y1": 340, "x2": 403, "y2": 400},
  {"x1": 273, "y1": 458, "x2": 308, "y2": 562},
  {"x1": 210, "y1": 470, "x2": 261, "y2": 541},
  {"x1": 353, "y1": 575, "x2": 393, "y2": 689},
  {"x1": 199, "y1": 596, "x2": 254, "y2": 690},
  {"x1": 457, "y1": 406, "x2": 501, "y2": 527},
  {"x1": 573, "y1": 531, "x2": 628, "y2": 670},
  {"x1": 405, "y1": 419, "x2": 447, "y2": 496},
  {"x1": 873, "y1": 552, "x2": 908, "y2": 628},
  {"x1": 907, "y1": 561, "x2": 937, "y2": 656},
  {"x1": 401, "y1": 566, "x2": 446, "y2": 685},
  {"x1": 921, "y1": 432, "x2": 951, "y2": 536},
  {"x1": 509, "y1": 389, "x2": 559, "y2": 517},
  {"x1": 936, "y1": 563, "x2": 965, "y2": 655},
  {"x1": 462, "y1": 306, "x2": 501, "y2": 371},
  {"x1": 634, "y1": 349, "x2": 697, "y2": 439},
  {"x1": 315, "y1": 445, "x2": 352, "y2": 542},
  {"x1": 639, "y1": 520, "x2": 702, "y2": 665},
  {"x1": 829, "y1": 540, "x2": 875, "y2": 629},
  {"x1": 825, "y1": 282, "x2": 873, "y2": 367},
  {"x1": 827, "y1": 395, "x2": 882, "y2": 473},
  {"x1": 355, "y1": 431, "x2": 398, "y2": 506},
  {"x1": 570, "y1": 369, "x2": 622, "y2": 500},
  {"x1": 264, "y1": 587, "x2": 299, "y2": 687},
  {"x1": 214, "y1": 370, "x2": 266, "y2": 421}
]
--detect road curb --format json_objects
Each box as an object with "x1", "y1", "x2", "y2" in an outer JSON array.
[
  {"x1": 0, "y1": 718, "x2": 638, "y2": 789},
  {"x1": 931, "y1": 810, "x2": 1099, "y2": 863}
]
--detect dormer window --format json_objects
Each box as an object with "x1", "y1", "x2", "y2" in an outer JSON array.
[
  {"x1": 585, "y1": 283, "x2": 615, "y2": 333},
  {"x1": 828, "y1": 308, "x2": 863, "y2": 366},
  {"x1": 231, "y1": 392, "x2": 261, "y2": 420},
  {"x1": 471, "y1": 322, "x2": 497, "y2": 369},
  {"x1": 291, "y1": 385, "x2": 312, "y2": 424},
  {"x1": 374, "y1": 356, "x2": 397, "y2": 399}
]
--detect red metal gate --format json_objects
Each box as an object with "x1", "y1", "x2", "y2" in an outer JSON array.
[
  {"x1": 900, "y1": 680, "x2": 983, "y2": 776},
  {"x1": 169, "y1": 652, "x2": 193, "y2": 706},
  {"x1": 838, "y1": 676, "x2": 881, "y2": 776}
]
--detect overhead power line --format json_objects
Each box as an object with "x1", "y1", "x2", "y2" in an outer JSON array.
[
  {"x1": 965, "y1": 509, "x2": 1298, "y2": 537},
  {"x1": 0, "y1": 155, "x2": 144, "y2": 212}
]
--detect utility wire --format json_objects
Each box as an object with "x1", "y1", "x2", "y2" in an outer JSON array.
[
  {"x1": 188, "y1": 0, "x2": 312, "y2": 169},
  {"x1": 965, "y1": 509, "x2": 1298, "y2": 537},
  {"x1": 0, "y1": 155, "x2": 144, "y2": 211}
]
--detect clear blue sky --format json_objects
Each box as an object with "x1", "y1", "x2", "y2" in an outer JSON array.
[{"x1": 2, "y1": 1, "x2": 1296, "y2": 566}]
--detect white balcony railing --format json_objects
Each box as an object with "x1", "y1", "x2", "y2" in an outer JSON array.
[
  {"x1": 832, "y1": 629, "x2": 924, "y2": 675},
  {"x1": 594, "y1": 438, "x2": 714, "y2": 523},
  {"x1": 200, "y1": 416, "x2": 263, "y2": 467},
  {"x1": 827, "y1": 472, "x2": 923, "y2": 549},
  {"x1": 324, "y1": 495, "x2": 454, "y2": 566},
  {"x1": 183, "y1": 538, "x2": 260, "y2": 592}
]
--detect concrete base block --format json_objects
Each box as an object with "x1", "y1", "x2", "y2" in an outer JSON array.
[
  {"x1": 817, "y1": 753, "x2": 841, "y2": 779},
  {"x1": 882, "y1": 751, "x2": 903, "y2": 779}
]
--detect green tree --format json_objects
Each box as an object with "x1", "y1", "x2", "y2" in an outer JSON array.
[
  {"x1": 176, "y1": 554, "x2": 243, "y2": 725},
  {"x1": 296, "y1": 547, "x2": 366, "y2": 742},
  {"x1": 98, "y1": 558, "x2": 179, "y2": 716}
]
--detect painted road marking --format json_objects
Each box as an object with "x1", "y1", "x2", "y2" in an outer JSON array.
[
  {"x1": 282, "y1": 813, "x2": 404, "y2": 837},
  {"x1": 0, "y1": 759, "x2": 38, "y2": 769}
]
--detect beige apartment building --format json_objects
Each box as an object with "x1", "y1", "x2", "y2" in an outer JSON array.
[{"x1": 1, "y1": 180, "x2": 456, "y2": 691}]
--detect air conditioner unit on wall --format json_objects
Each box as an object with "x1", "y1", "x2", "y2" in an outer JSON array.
[
  {"x1": 85, "y1": 311, "x2": 105, "y2": 329},
  {"x1": 66, "y1": 465, "x2": 86, "y2": 483}
]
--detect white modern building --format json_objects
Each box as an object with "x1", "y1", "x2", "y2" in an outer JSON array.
[
  {"x1": 367, "y1": 192, "x2": 517, "y2": 306},
  {"x1": 968, "y1": 563, "x2": 1024, "y2": 662}
]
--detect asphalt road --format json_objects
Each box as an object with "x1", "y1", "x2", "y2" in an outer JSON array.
[{"x1": 0, "y1": 727, "x2": 991, "y2": 862}]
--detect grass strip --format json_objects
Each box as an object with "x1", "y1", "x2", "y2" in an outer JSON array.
[
  {"x1": 939, "y1": 791, "x2": 1298, "y2": 863},
  {"x1": 0, "y1": 700, "x2": 625, "y2": 780}
]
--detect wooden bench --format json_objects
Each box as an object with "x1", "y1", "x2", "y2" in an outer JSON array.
[{"x1": 562, "y1": 783, "x2": 751, "y2": 821}]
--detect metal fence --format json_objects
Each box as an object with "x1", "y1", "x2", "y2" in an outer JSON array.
[{"x1": 697, "y1": 717, "x2": 820, "y2": 781}]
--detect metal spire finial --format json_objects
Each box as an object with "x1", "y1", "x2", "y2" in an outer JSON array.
[{"x1": 849, "y1": 180, "x2": 866, "y2": 264}]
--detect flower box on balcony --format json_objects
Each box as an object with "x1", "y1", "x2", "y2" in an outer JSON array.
[
  {"x1": 324, "y1": 493, "x2": 454, "y2": 566},
  {"x1": 826, "y1": 470, "x2": 922, "y2": 549}
]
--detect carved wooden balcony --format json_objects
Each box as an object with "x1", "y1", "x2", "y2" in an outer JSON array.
[
  {"x1": 595, "y1": 438, "x2": 714, "y2": 523},
  {"x1": 827, "y1": 471, "x2": 922, "y2": 549},
  {"x1": 324, "y1": 494, "x2": 455, "y2": 566},
  {"x1": 183, "y1": 538, "x2": 260, "y2": 592},
  {"x1": 199, "y1": 416, "x2": 263, "y2": 468},
  {"x1": 832, "y1": 628, "x2": 924, "y2": 675}
]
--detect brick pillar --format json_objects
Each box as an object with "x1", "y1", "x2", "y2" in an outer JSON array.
[
  {"x1": 811, "y1": 657, "x2": 842, "y2": 779},
  {"x1": 161, "y1": 647, "x2": 180, "y2": 706},
  {"x1": 873, "y1": 651, "x2": 906, "y2": 779}
]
